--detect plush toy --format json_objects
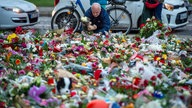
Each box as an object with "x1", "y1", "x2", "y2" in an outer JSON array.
[
  {"x1": 28, "y1": 85, "x2": 47, "y2": 103},
  {"x1": 56, "y1": 77, "x2": 73, "y2": 95}
]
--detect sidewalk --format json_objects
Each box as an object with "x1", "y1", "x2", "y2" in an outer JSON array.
[{"x1": 38, "y1": 7, "x2": 54, "y2": 17}]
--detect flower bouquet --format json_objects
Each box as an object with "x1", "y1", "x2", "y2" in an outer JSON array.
[{"x1": 139, "y1": 16, "x2": 172, "y2": 39}]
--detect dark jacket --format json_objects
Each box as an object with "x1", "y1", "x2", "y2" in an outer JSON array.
[
  {"x1": 141, "y1": 0, "x2": 163, "y2": 23},
  {"x1": 85, "y1": 7, "x2": 110, "y2": 34}
]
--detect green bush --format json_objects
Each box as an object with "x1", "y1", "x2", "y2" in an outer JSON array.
[{"x1": 26, "y1": 0, "x2": 54, "y2": 7}]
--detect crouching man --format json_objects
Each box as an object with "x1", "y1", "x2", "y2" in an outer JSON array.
[{"x1": 83, "y1": 3, "x2": 111, "y2": 35}]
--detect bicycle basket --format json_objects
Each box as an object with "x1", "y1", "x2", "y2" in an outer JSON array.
[{"x1": 111, "y1": 0, "x2": 126, "y2": 5}]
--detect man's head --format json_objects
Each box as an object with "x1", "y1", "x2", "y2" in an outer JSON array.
[{"x1": 91, "y1": 3, "x2": 101, "y2": 17}]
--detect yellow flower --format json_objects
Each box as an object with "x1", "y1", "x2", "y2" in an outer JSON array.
[
  {"x1": 75, "y1": 73, "x2": 81, "y2": 78},
  {"x1": 161, "y1": 44, "x2": 166, "y2": 49},
  {"x1": 6, "y1": 52, "x2": 12, "y2": 62},
  {"x1": 7, "y1": 33, "x2": 18, "y2": 43},
  {"x1": 162, "y1": 54, "x2": 167, "y2": 60},
  {"x1": 50, "y1": 53, "x2": 56, "y2": 60},
  {"x1": 121, "y1": 38, "x2": 126, "y2": 43},
  {"x1": 176, "y1": 40, "x2": 181, "y2": 45},
  {"x1": 110, "y1": 79, "x2": 117, "y2": 82},
  {"x1": 176, "y1": 60, "x2": 181, "y2": 65},
  {"x1": 81, "y1": 63, "x2": 87, "y2": 66},
  {"x1": 156, "y1": 57, "x2": 161, "y2": 61}
]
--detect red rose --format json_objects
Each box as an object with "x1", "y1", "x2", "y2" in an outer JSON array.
[
  {"x1": 133, "y1": 77, "x2": 141, "y2": 86},
  {"x1": 150, "y1": 76, "x2": 157, "y2": 81},
  {"x1": 115, "y1": 54, "x2": 121, "y2": 59},
  {"x1": 72, "y1": 71, "x2": 76, "y2": 74},
  {"x1": 103, "y1": 40, "x2": 109, "y2": 46},
  {"x1": 81, "y1": 70, "x2": 87, "y2": 75},
  {"x1": 0, "y1": 101, "x2": 6, "y2": 108},
  {"x1": 135, "y1": 37, "x2": 141, "y2": 42},
  {"x1": 157, "y1": 73, "x2": 163, "y2": 79},
  {"x1": 158, "y1": 22, "x2": 163, "y2": 27},
  {"x1": 65, "y1": 28, "x2": 74, "y2": 35},
  {"x1": 184, "y1": 68, "x2": 191, "y2": 73},
  {"x1": 140, "y1": 23, "x2": 145, "y2": 28},
  {"x1": 131, "y1": 43, "x2": 137, "y2": 48},
  {"x1": 144, "y1": 79, "x2": 149, "y2": 87},
  {"x1": 102, "y1": 87, "x2": 107, "y2": 91}
]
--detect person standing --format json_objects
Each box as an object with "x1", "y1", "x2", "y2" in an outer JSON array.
[{"x1": 141, "y1": 0, "x2": 164, "y2": 24}]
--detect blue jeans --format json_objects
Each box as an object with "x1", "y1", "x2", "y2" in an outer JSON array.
[{"x1": 155, "y1": 3, "x2": 163, "y2": 21}]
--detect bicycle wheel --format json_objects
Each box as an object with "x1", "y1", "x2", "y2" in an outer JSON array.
[
  {"x1": 107, "y1": 6, "x2": 132, "y2": 34},
  {"x1": 51, "y1": 7, "x2": 80, "y2": 32}
]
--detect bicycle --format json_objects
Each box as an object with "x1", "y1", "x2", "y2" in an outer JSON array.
[
  {"x1": 107, "y1": 0, "x2": 132, "y2": 34},
  {"x1": 51, "y1": 0, "x2": 132, "y2": 34}
]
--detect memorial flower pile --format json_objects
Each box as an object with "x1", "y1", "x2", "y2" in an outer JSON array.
[{"x1": 0, "y1": 21, "x2": 191, "y2": 108}]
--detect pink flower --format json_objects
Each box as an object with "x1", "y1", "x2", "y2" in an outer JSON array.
[
  {"x1": 18, "y1": 70, "x2": 26, "y2": 75},
  {"x1": 21, "y1": 42, "x2": 27, "y2": 48},
  {"x1": 0, "y1": 39, "x2": 4, "y2": 43}
]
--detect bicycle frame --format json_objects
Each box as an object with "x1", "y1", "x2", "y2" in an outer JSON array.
[{"x1": 74, "y1": 0, "x2": 86, "y2": 14}]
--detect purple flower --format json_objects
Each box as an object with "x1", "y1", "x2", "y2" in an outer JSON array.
[
  {"x1": 21, "y1": 42, "x2": 27, "y2": 48},
  {"x1": 75, "y1": 45, "x2": 84, "y2": 51},
  {"x1": 9, "y1": 50, "x2": 18, "y2": 55},
  {"x1": 46, "y1": 98, "x2": 59, "y2": 106},
  {"x1": 31, "y1": 58, "x2": 43, "y2": 65},
  {"x1": 28, "y1": 85, "x2": 47, "y2": 103}
]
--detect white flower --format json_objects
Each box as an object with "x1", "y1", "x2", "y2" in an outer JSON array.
[
  {"x1": 183, "y1": 90, "x2": 190, "y2": 96},
  {"x1": 146, "y1": 85, "x2": 154, "y2": 93},
  {"x1": 81, "y1": 16, "x2": 88, "y2": 22},
  {"x1": 147, "y1": 44, "x2": 162, "y2": 51},
  {"x1": 179, "y1": 79, "x2": 186, "y2": 84},
  {"x1": 140, "y1": 100, "x2": 162, "y2": 108},
  {"x1": 114, "y1": 93, "x2": 128, "y2": 101},
  {"x1": 21, "y1": 83, "x2": 29, "y2": 89},
  {"x1": 171, "y1": 60, "x2": 176, "y2": 64},
  {"x1": 32, "y1": 48, "x2": 37, "y2": 52}
]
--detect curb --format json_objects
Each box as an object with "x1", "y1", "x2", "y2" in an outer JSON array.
[{"x1": 38, "y1": 7, "x2": 54, "y2": 17}]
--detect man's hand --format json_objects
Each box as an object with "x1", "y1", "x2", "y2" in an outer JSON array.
[{"x1": 87, "y1": 24, "x2": 97, "y2": 31}]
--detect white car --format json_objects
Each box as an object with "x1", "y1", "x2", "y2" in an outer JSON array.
[
  {"x1": 0, "y1": 0, "x2": 39, "y2": 29},
  {"x1": 52, "y1": 0, "x2": 189, "y2": 33}
]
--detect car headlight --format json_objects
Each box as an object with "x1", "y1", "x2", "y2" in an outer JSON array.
[
  {"x1": 2, "y1": 6, "x2": 25, "y2": 13},
  {"x1": 163, "y1": 3, "x2": 174, "y2": 11}
]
